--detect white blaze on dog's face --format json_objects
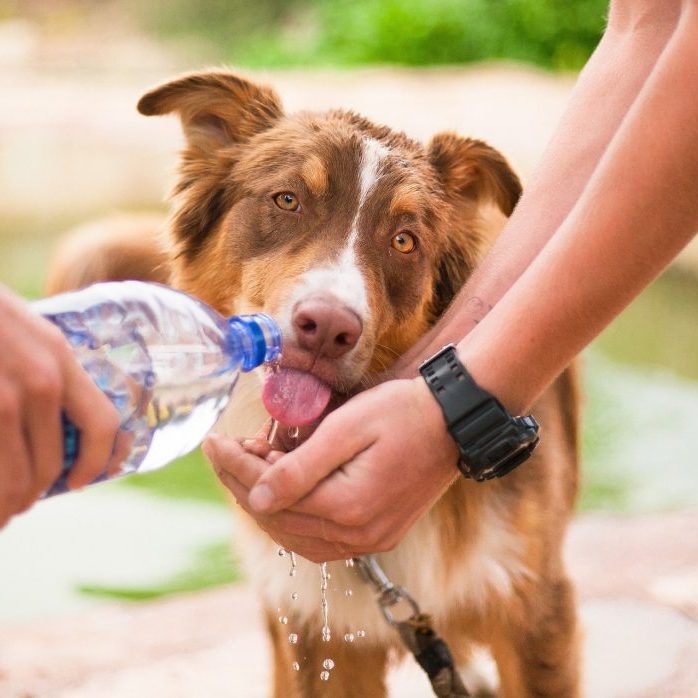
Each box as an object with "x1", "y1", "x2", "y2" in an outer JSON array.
[{"x1": 137, "y1": 71, "x2": 522, "y2": 427}]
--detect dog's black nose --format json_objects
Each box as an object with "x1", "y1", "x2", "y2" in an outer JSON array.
[{"x1": 292, "y1": 297, "x2": 363, "y2": 359}]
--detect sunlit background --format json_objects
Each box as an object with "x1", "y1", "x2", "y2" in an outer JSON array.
[{"x1": 1, "y1": 1, "x2": 697, "y2": 696}]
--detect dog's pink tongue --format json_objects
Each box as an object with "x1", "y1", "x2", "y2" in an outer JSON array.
[{"x1": 263, "y1": 368, "x2": 332, "y2": 426}]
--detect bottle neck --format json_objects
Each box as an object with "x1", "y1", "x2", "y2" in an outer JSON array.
[{"x1": 227, "y1": 313, "x2": 282, "y2": 371}]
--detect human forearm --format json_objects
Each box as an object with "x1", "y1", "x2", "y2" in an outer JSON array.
[
  {"x1": 458, "y1": 5, "x2": 698, "y2": 413},
  {"x1": 395, "y1": 0, "x2": 681, "y2": 376}
]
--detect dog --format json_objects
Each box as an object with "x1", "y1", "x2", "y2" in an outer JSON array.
[{"x1": 47, "y1": 70, "x2": 581, "y2": 697}]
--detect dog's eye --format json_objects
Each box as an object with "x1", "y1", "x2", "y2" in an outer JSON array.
[
  {"x1": 274, "y1": 192, "x2": 301, "y2": 212},
  {"x1": 391, "y1": 231, "x2": 416, "y2": 254}
]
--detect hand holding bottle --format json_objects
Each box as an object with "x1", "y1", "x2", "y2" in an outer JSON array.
[{"x1": 0, "y1": 284, "x2": 121, "y2": 526}]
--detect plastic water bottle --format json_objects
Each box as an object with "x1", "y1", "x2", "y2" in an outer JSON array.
[{"x1": 32, "y1": 281, "x2": 282, "y2": 496}]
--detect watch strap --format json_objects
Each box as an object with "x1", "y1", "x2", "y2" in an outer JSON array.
[{"x1": 419, "y1": 345, "x2": 540, "y2": 481}]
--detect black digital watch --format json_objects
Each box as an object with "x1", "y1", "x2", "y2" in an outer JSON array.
[{"x1": 419, "y1": 344, "x2": 540, "y2": 482}]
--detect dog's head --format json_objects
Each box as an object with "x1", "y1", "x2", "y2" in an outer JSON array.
[{"x1": 138, "y1": 70, "x2": 521, "y2": 426}]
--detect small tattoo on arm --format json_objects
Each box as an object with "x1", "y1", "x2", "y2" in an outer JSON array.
[{"x1": 465, "y1": 296, "x2": 493, "y2": 324}]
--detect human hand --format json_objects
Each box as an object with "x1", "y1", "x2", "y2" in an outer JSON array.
[
  {"x1": 204, "y1": 377, "x2": 460, "y2": 562},
  {"x1": 0, "y1": 285, "x2": 122, "y2": 526}
]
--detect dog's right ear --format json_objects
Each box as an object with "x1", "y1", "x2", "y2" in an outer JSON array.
[{"x1": 137, "y1": 70, "x2": 284, "y2": 153}]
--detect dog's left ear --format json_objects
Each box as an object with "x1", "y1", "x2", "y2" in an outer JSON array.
[
  {"x1": 427, "y1": 134, "x2": 522, "y2": 317},
  {"x1": 428, "y1": 133, "x2": 522, "y2": 215}
]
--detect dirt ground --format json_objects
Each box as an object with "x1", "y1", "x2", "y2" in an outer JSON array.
[{"x1": 1, "y1": 510, "x2": 697, "y2": 698}]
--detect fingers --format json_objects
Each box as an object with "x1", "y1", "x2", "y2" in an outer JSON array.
[
  {"x1": 20, "y1": 356, "x2": 63, "y2": 501},
  {"x1": 204, "y1": 428, "x2": 401, "y2": 561},
  {"x1": 215, "y1": 467, "x2": 344, "y2": 562},
  {"x1": 240, "y1": 436, "x2": 274, "y2": 460},
  {"x1": 203, "y1": 435, "x2": 269, "y2": 488},
  {"x1": 0, "y1": 290, "x2": 126, "y2": 518},
  {"x1": 106, "y1": 430, "x2": 134, "y2": 479},
  {"x1": 0, "y1": 379, "x2": 32, "y2": 525},
  {"x1": 60, "y1": 350, "x2": 121, "y2": 490},
  {"x1": 247, "y1": 408, "x2": 373, "y2": 514}
]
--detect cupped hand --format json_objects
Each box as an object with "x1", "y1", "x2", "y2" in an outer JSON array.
[
  {"x1": 0, "y1": 286, "x2": 122, "y2": 527},
  {"x1": 204, "y1": 377, "x2": 460, "y2": 562}
]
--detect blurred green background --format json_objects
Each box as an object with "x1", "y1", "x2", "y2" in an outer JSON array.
[
  {"x1": 3, "y1": 0, "x2": 609, "y2": 70},
  {"x1": 0, "y1": 0, "x2": 697, "y2": 616}
]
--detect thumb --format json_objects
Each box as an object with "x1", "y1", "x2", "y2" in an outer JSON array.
[{"x1": 248, "y1": 409, "x2": 369, "y2": 514}]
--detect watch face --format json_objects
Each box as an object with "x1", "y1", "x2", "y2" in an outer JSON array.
[{"x1": 463, "y1": 418, "x2": 541, "y2": 481}]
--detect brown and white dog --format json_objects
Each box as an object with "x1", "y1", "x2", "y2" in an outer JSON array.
[{"x1": 47, "y1": 70, "x2": 581, "y2": 697}]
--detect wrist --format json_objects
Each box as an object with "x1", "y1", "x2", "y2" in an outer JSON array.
[
  {"x1": 410, "y1": 376, "x2": 461, "y2": 480},
  {"x1": 418, "y1": 345, "x2": 540, "y2": 481},
  {"x1": 455, "y1": 338, "x2": 530, "y2": 416}
]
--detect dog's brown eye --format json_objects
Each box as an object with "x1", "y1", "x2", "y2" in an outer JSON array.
[
  {"x1": 274, "y1": 192, "x2": 301, "y2": 212},
  {"x1": 391, "y1": 231, "x2": 416, "y2": 254}
]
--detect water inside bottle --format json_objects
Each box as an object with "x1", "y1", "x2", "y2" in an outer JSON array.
[
  {"x1": 139, "y1": 376, "x2": 235, "y2": 473},
  {"x1": 44, "y1": 293, "x2": 245, "y2": 479}
]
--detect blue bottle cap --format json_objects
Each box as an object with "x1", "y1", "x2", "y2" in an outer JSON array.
[{"x1": 228, "y1": 313, "x2": 283, "y2": 371}]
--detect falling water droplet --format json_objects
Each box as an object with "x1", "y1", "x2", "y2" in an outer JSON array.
[
  {"x1": 289, "y1": 633, "x2": 298, "y2": 644},
  {"x1": 323, "y1": 659, "x2": 335, "y2": 671},
  {"x1": 289, "y1": 551, "x2": 298, "y2": 577},
  {"x1": 356, "y1": 630, "x2": 366, "y2": 638},
  {"x1": 291, "y1": 592, "x2": 299, "y2": 601},
  {"x1": 267, "y1": 418, "x2": 279, "y2": 445},
  {"x1": 279, "y1": 616, "x2": 288, "y2": 625},
  {"x1": 320, "y1": 562, "x2": 331, "y2": 642},
  {"x1": 288, "y1": 425, "x2": 300, "y2": 440},
  {"x1": 320, "y1": 671, "x2": 330, "y2": 681},
  {"x1": 345, "y1": 589, "x2": 353, "y2": 597},
  {"x1": 344, "y1": 633, "x2": 355, "y2": 643},
  {"x1": 292, "y1": 662, "x2": 300, "y2": 671},
  {"x1": 278, "y1": 548, "x2": 287, "y2": 557},
  {"x1": 345, "y1": 559, "x2": 355, "y2": 568}
]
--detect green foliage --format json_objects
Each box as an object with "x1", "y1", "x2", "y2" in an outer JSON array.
[
  {"x1": 579, "y1": 359, "x2": 632, "y2": 512},
  {"x1": 77, "y1": 541, "x2": 240, "y2": 601},
  {"x1": 117, "y1": 447, "x2": 228, "y2": 505},
  {"x1": 300, "y1": 0, "x2": 606, "y2": 70},
  {"x1": 138, "y1": 0, "x2": 608, "y2": 71},
  {"x1": 593, "y1": 267, "x2": 698, "y2": 383}
]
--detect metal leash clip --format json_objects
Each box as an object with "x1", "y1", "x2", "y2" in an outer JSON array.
[{"x1": 353, "y1": 555, "x2": 421, "y2": 626}]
